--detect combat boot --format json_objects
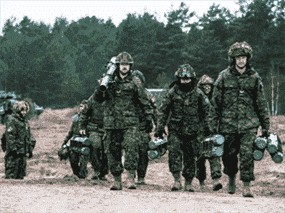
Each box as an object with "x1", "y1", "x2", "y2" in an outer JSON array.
[
  {"x1": 228, "y1": 175, "x2": 236, "y2": 194},
  {"x1": 137, "y1": 177, "x2": 146, "y2": 185},
  {"x1": 126, "y1": 170, "x2": 136, "y2": 189},
  {"x1": 171, "y1": 172, "x2": 182, "y2": 191},
  {"x1": 243, "y1": 182, "x2": 254, "y2": 198},
  {"x1": 91, "y1": 171, "x2": 100, "y2": 180},
  {"x1": 212, "y1": 178, "x2": 223, "y2": 191},
  {"x1": 184, "y1": 179, "x2": 194, "y2": 192},
  {"x1": 110, "y1": 175, "x2": 122, "y2": 190}
]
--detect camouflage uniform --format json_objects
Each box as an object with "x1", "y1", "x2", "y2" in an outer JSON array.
[
  {"x1": 137, "y1": 90, "x2": 157, "y2": 182},
  {"x1": 4, "y1": 112, "x2": 36, "y2": 179},
  {"x1": 210, "y1": 65, "x2": 270, "y2": 182},
  {"x1": 197, "y1": 75, "x2": 222, "y2": 182},
  {"x1": 94, "y1": 71, "x2": 153, "y2": 178},
  {"x1": 63, "y1": 114, "x2": 89, "y2": 178},
  {"x1": 156, "y1": 66, "x2": 212, "y2": 190},
  {"x1": 79, "y1": 94, "x2": 109, "y2": 179}
]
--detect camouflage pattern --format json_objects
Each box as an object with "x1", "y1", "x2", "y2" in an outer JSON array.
[
  {"x1": 197, "y1": 75, "x2": 222, "y2": 181},
  {"x1": 209, "y1": 66, "x2": 270, "y2": 133},
  {"x1": 132, "y1": 70, "x2": 145, "y2": 85},
  {"x1": 156, "y1": 83, "x2": 212, "y2": 181},
  {"x1": 228, "y1": 41, "x2": 253, "y2": 61},
  {"x1": 4, "y1": 112, "x2": 35, "y2": 179},
  {"x1": 79, "y1": 94, "x2": 109, "y2": 177},
  {"x1": 156, "y1": 84, "x2": 211, "y2": 136},
  {"x1": 175, "y1": 64, "x2": 196, "y2": 79},
  {"x1": 64, "y1": 113, "x2": 89, "y2": 178},
  {"x1": 115, "y1": 52, "x2": 134, "y2": 64},
  {"x1": 197, "y1": 75, "x2": 214, "y2": 86},
  {"x1": 94, "y1": 72, "x2": 153, "y2": 130},
  {"x1": 210, "y1": 64, "x2": 270, "y2": 182},
  {"x1": 137, "y1": 131, "x2": 151, "y2": 179},
  {"x1": 104, "y1": 127, "x2": 140, "y2": 176},
  {"x1": 222, "y1": 129, "x2": 257, "y2": 182}
]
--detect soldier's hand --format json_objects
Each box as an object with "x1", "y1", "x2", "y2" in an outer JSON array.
[
  {"x1": 62, "y1": 142, "x2": 67, "y2": 148},
  {"x1": 80, "y1": 130, "x2": 86, "y2": 135},
  {"x1": 261, "y1": 129, "x2": 269, "y2": 138},
  {"x1": 154, "y1": 130, "x2": 166, "y2": 139},
  {"x1": 28, "y1": 152, "x2": 33, "y2": 159}
]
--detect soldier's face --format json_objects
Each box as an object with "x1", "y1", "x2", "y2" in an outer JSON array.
[
  {"x1": 180, "y1": 78, "x2": 191, "y2": 84},
  {"x1": 203, "y1": 84, "x2": 211, "y2": 94},
  {"x1": 235, "y1": 56, "x2": 247, "y2": 68},
  {"x1": 119, "y1": 63, "x2": 130, "y2": 74}
]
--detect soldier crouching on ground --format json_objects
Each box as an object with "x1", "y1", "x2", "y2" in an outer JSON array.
[
  {"x1": 79, "y1": 77, "x2": 109, "y2": 182},
  {"x1": 62, "y1": 100, "x2": 89, "y2": 179},
  {"x1": 154, "y1": 64, "x2": 213, "y2": 192},
  {"x1": 209, "y1": 41, "x2": 270, "y2": 197},
  {"x1": 94, "y1": 52, "x2": 153, "y2": 190},
  {"x1": 197, "y1": 75, "x2": 223, "y2": 191},
  {"x1": 2, "y1": 100, "x2": 36, "y2": 179},
  {"x1": 132, "y1": 70, "x2": 157, "y2": 185}
]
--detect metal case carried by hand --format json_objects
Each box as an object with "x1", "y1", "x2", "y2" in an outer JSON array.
[
  {"x1": 148, "y1": 138, "x2": 168, "y2": 159},
  {"x1": 70, "y1": 136, "x2": 92, "y2": 156},
  {"x1": 58, "y1": 144, "x2": 70, "y2": 161},
  {"x1": 100, "y1": 57, "x2": 117, "y2": 91},
  {"x1": 202, "y1": 134, "x2": 225, "y2": 158},
  {"x1": 266, "y1": 133, "x2": 284, "y2": 163}
]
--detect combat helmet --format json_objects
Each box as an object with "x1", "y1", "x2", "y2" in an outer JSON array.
[
  {"x1": 115, "y1": 52, "x2": 134, "y2": 64},
  {"x1": 228, "y1": 41, "x2": 253, "y2": 61},
  {"x1": 175, "y1": 64, "x2": 196, "y2": 79},
  {"x1": 198, "y1": 75, "x2": 214, "y2": 87}
]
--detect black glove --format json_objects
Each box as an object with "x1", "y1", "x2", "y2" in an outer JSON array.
[
  {"x1": 62, "y1": 141, "x2": 67, "y2": 148},
  {"x1": 154, "y1": 130, "x2": 166, "y2": 139},
  {"x1": 28, "y1": 152, "x2": 33, "y2": 159},
  {"x1": 261, "y1": 129, "x2": 269, "y2": 138},
  {"x1": 145, "y1": 120, "x2": 153, "y2": 133}
]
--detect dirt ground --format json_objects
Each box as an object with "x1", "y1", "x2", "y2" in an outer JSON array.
[{"x1": 0, "y1": 108, "x2": 285, "y2": 212}]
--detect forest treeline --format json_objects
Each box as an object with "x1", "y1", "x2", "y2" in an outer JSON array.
[{"x1": 0, "y1": 0, "x2": 284, "y2": 114}]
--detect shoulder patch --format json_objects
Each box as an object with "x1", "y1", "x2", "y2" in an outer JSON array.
[
  {"x1": 73, "y1": 114, "x2": 79, "y2": 122},
  {"x1": 205, "y1": 97, "x2": 210, "y2": 104},
  {"x1": 7, "y1": 127, "x2": 13, "y2": 132}
]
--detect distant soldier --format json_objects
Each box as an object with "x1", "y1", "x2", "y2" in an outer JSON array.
[
  {"x1": 132, "y1": 70, "x2": 157, "y2": 185},
  {"x1": 94, "y1": 52, "x2": 153, "y2": 190},
  {"x1": 209, "y1": 41, "x2": 270, "y2": 197},
  {"x1": 79, "y1": 77, "x2": 109, "y2": 182},
  {"x1": 62, "y1": 100, "x2": 89, "y2": 179},
  {"x1": 155, "y1": 64, "x2": 212, "y2": 192},
  {"x1": 197, "y1": 75, "x2": 223, "y2": 191},
  {"x1": 2, "y1": 100, "x2": 36, "y2": 179}
]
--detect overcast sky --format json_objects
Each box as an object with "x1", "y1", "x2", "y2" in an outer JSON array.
[{"x1": 1, "y1": 0, "x2": 242, "y2": 35}]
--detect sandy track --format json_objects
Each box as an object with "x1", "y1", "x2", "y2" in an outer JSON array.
[{"x1": 0, "y1": 183, "x2": 284, "y2": 213}]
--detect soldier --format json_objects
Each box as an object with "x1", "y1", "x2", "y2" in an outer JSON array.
[
  {"x1": 196, "y1": 75, "x2": 223, "y2": 191},
  {"x1": 132, "y1": 70, "x2": 157, "y2": 185},
  {"x1": 79, "y1": 77, "x2": 109, "y2": 182},
  {"x1": 94, "y1": 52, "x2": 153, "y2": 190},
  {"x1": 209, "y1": 41, "x2": 270, "y2": 197},
  {"x1": 62, "y1": 100, "x2": 89, "y2": 179},
  {"x1": 2, "y1": 100, "x2": 36, "y2": 179},
  {"x1": 154, "y1": 64, "x2": 212, "y2": 192}
]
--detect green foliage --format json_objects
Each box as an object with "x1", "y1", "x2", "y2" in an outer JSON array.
[{"x1": 0, "y1": 1, "x2": 284, "y2": 113}]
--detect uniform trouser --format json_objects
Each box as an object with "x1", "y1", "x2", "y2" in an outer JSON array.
[
  {"x1": 69, "y1": 150, "x2": 89, "y2": 178},
  {"x1": 196, "y1": 157, "x2": 222, "y2": 182},
  {"x1": 5, "y1": 151, "x2": 27, "y2": 179},
  {"x1": 137, "y1": 130, "x2": 150, "y2": 179},
  {"x1": 88, "y1": 131, "x2": 109, "y2": 177},
  {"x1": 222, "y1": 129, "x2": 257, "y2": 182},
  {"x1": 168, "y1": 132, "x2": 198, "y2": 181},
  {"x1": 104, "y1": 127, "x2": 140, "y2": 177}
]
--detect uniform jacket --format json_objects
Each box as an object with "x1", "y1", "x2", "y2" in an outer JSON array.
[
  {"x1": 4, "y1": 113, "x2": 35, "y2": 155},
  {"x1": 79, "y1": 94, "x2": 105, "y2": 132},
  {"x1": 156, "y1": 84, "x2": 211, "y2": 135},
  {"x1": 94, "y1": 71, "x2": 153, "y2": 129},
  {"x1": 64, "y1": 114, "x2": 80, "y2": 143},
  {"x1": 209, "y1": 66, "x2": 270, "y2": 133}
]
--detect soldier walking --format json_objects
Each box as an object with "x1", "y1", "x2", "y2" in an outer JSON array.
[
  {"x1": 155, "y1": 64, "x2": 213, "y2": 192},
  {"x1": 94, "y1": 52, "x2": 153, "y2": 190},
  {"x1": 197, "y1": 75, "x2": 223, "y2": 191},
  {"x1": 209, "y1": 41, "x2": 270, "y2": 197},
  {"x1": 62, "y1": 101, "x2": 89, "y2": 179},
  {"x1": 79, "y1": 78, "x2": 109, "y2": 182},
  {"x1": 2, "y1": 100, "x2": 36, "y2": 179}
]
